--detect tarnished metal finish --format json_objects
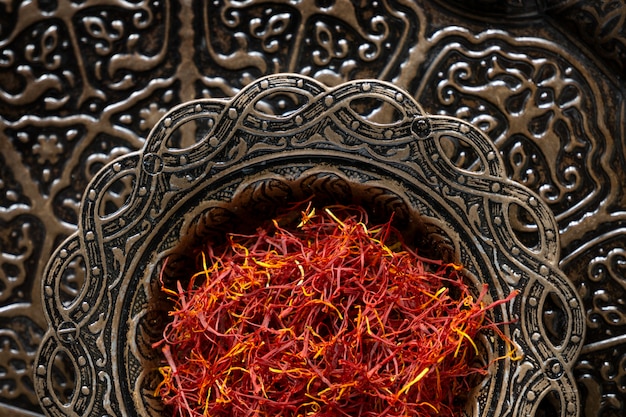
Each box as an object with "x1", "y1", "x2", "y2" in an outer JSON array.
[
  {"x1": 32, "y1": 74, "x2": 585, "y2": 417},
  {"x1": 416, "y1": 29, "x2": 622, "y2": 250},
  {"x1": 550, "y1": 0, "x2": 626, "y2": 76},
  {"x1": 0, "y1": 1, "x2": 624, "y2": 416}
]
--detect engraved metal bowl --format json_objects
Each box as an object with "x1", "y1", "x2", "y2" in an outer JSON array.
[{"x1": 33, "y1": 74, "x2": 585, "y2": 417}]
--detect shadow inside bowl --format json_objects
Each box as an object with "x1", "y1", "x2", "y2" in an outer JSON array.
[{"x1": 138, "y1": 172, "x2": 470, "y2": 414}]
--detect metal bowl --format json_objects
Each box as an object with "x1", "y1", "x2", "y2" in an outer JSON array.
[{"x1": 34, "y1": 74, "x2": 584, "y2": 417}]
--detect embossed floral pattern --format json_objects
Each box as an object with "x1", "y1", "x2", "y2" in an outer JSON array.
[{"x1": 1, "y1": 1, "x2": 626, "y2": 416}]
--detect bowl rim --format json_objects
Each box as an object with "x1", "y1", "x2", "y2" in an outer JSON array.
[{"x1": 34, "y1": 73, "x2": 585, "y2": 417}]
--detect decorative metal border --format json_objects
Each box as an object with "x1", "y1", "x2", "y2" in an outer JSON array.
[{"x1": 33, "y1": 74, "x2": 585, "y2": 417}]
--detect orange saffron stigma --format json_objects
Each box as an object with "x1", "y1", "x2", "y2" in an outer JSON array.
[{"x1": 154, "y1": 204, "x2": 517, "y2": 416}]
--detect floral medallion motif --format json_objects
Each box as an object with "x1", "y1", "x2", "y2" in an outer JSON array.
[{"x1": 416, "y1": 30, "x2": 621, "y2": 247}]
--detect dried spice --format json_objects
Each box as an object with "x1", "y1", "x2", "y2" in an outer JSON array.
[{"x1": 154, "y1": 204, "x2": 517, "y2": 416}]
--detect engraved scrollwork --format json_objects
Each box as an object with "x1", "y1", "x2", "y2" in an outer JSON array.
[
  {"x1": 562, "y1": 229, "x2": 626, "y2": 416},
  {"x1": 586, "y1": 277, "x2": 626, "y2": 337},
  {"x1": 0, "y1": 216, "x2": 43, "y2": 304},
  {"x1": 433, "y1": 0, "x2": 546, "y2": 17},
  {"x1": 416, "y1": 30, "x2": 619, "y2": 249},
  {"x1": 0, "y1": 0, "x2": 173, "y2": 113},
  {"x1": 0, "y1": 3, "x2": 176, "y2": 408},
  {"x1": 198, "y1": 0, "x2": 417, "y2": 92},
  {"x1": 34, "y1": 74, "x2": 585, "y2": 417},
  {"x1": 564, "y1": 231, "x2": 626, "y2": 341},
  {"x1": 588, "y1": 248, "x2": 626, "y2": 292},
  {"x1": 0, "y1": 152, "x2": 30, "y2": 210},
  {"x1": 1, "y1": 1, "x2": 621, "y2": 415},
  {"x1": 549, "y1": 0, "x2": 626, "y2": 76},
  {"x1": 0, "y1": 317, "x2": 46, "y2": 412},
  {"x1": 576, "y1": 347, "x2": 626, "y2": 417}
]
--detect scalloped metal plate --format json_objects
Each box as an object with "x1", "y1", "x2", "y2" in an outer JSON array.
[{"x1": 34, "y1": 74, "x2": 585, "y2": 417}]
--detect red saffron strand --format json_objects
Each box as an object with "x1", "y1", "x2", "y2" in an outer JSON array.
[{"x1": 154, "y1": 204, "x2": 517, "y2": 417}]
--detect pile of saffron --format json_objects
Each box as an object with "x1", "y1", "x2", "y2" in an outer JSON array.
[{"x1": 154, "y1": 205, "x2": 515, "y2": 417}]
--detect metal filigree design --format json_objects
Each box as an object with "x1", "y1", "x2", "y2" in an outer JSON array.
[
  {"x1": 1, "y1": 1, "x2": 625, "y2": 416},
  {"x1": 561, "y1": 229, "x2": 626, "y2": 417},
  {"x1": 197, "y1": 0, "x2": 418, "y2": 89},
  {"x1": 33, "y1": 74, "x2": 584, "y2": 417},
  {"x1": 416, "y1": 28, "x2": 624, "y2": 251},
  {"x1": 0, "y1": 3, "x2": 175, "y2": 411},
  {"x1": 550, "y1": 0, "x2": 626, "y2": 76},
  {"x1": 433, "y1": 0, "x2": 546, "y2": 17}
]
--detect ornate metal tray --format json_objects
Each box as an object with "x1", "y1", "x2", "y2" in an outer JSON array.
[{"x1": 33, "y1": 74, "x2": 585, "y2": 417}]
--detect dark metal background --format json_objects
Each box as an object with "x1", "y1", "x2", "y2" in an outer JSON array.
[{"x1": 0, "y1": 1, "x2": 625, "y2": 416}]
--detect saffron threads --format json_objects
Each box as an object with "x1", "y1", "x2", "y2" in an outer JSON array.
[{"x1": 154, "y1": 204, "x2": 517, "y2": 417}]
